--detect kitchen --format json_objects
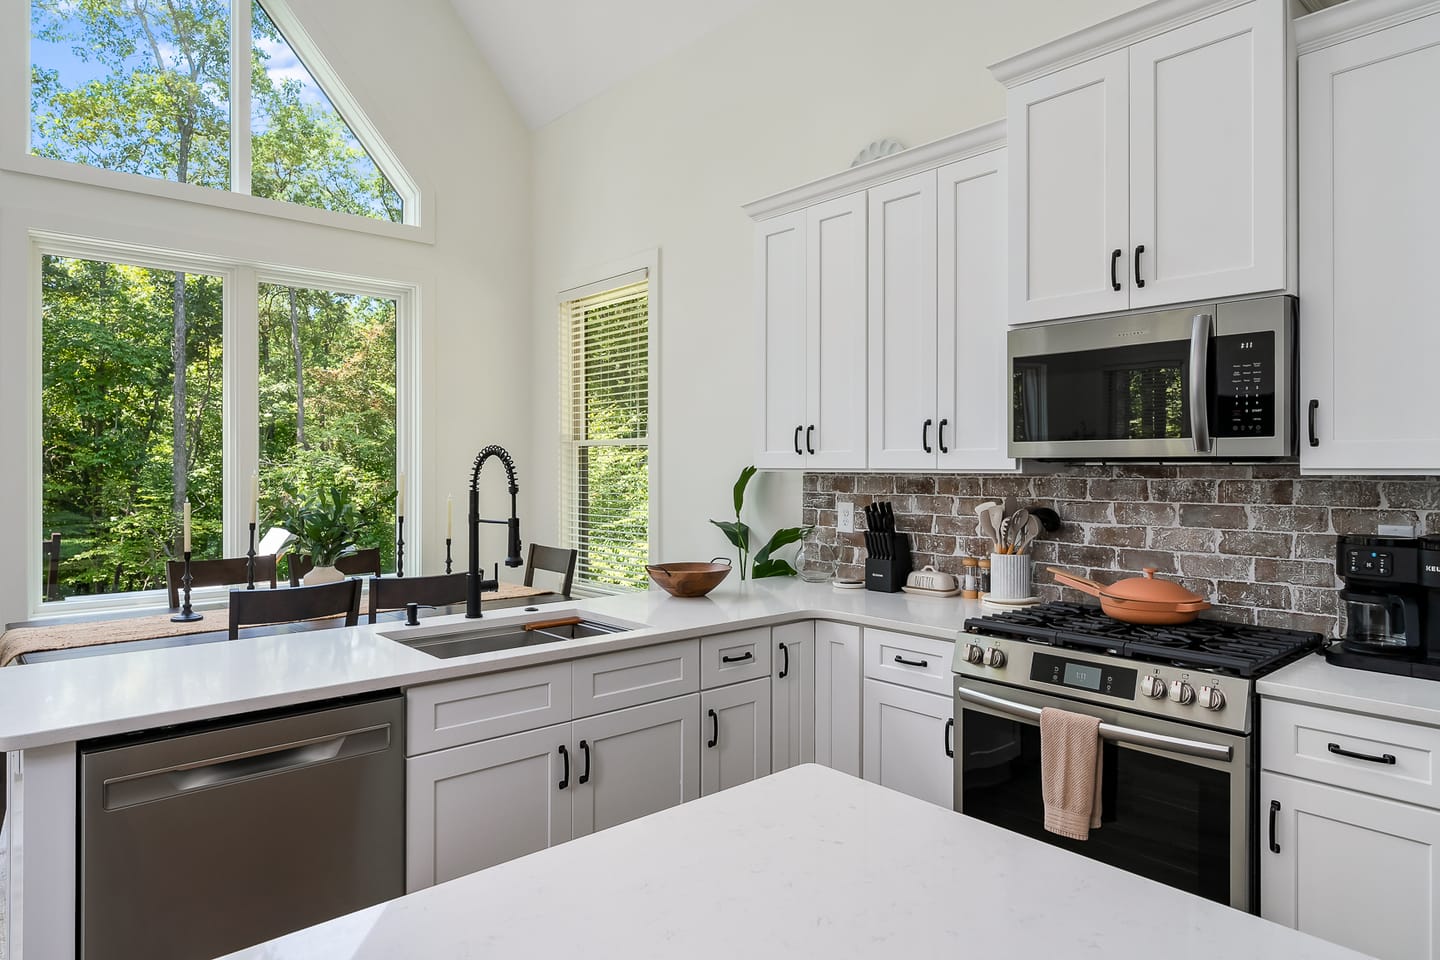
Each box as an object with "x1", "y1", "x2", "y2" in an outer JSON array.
[{"x1": 1, "y1": 0, "x2": 1439, "y2": 956}]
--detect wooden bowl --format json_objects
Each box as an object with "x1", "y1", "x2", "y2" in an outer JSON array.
[{"x1": 647, "y1": 559, "x2": 732, "y2": 598}]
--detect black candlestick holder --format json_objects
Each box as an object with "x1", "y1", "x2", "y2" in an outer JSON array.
[
  {"x1": 171, "y1": 551, "x2": 204, "y2": 622},
  {"x1": 246, "y1": 521, "x2": 257, "y2": 589},
  {"x1": 445, "y1": 537, "x2": 453, "y2": 575},
  {"x1": 396, "y1": 515, "x2": 405, "y2": 578}
]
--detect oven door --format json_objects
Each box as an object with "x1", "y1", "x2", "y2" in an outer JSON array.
[{"x1": 954, "y1": 676, "x2": 1253, "y2": 912}]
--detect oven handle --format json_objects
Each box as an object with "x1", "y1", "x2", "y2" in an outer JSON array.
[
  {"x1": 955, "y1": 687, "x2": 1233, "y2": 763},
  {"x1": 1188, "y1": 313, "x2": 1213, "y2": 453}
]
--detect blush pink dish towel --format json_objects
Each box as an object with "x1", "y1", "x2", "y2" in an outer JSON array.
[{"x1": 1039, "y1": 706, "x2": 1104, "y2": 841}]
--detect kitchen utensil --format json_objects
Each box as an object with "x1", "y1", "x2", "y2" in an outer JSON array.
[
  {"x1": 906, "y1": 565, "x2": 960, "y2": 593},
  {"x1": 1047, "y1": 566, "x2": 1212, "y2": 625},
  {"x1": 1014, "y1": 515, "x2": 1042, "y2": 555},
  {"x1": 975, "y1": 501, "x2": 999, "y2": 545},
  {"x1": 997, "y1": 514, "x2": 1013, "y2": 554},
  {"x1": 646, "y1": 558, "x2": 732, "y2": 598},
  {"x1": 990, "y1": 553, "x2": 1035, "y2": 601},
  {"x1": 987, "y1": 503, "x2": 1007, "y2": 552},
  {"x1": 1008, "y1": 509, "x2": 1030, "y2": 551}
]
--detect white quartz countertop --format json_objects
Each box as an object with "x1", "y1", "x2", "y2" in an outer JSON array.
[
  {"x1": 1260, "y1": 652, "x2": 1440, "y2": 727},
  {"x1": 0, "y1": 580, "x2": 988, "y2": 751},
  {"x1": 219, "y1": 764, "x2": 1366, "y2": 960}
]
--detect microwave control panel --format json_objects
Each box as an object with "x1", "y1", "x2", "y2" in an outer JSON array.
[{"x1": 1213, "y1": 331, "x2": 1275, "y2": 438}]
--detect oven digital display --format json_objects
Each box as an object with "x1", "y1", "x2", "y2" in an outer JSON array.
[{"x1": 1031, "y1": 652, "x2": 1137, "y2": 699}]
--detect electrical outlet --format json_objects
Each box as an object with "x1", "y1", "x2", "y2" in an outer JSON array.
[{"x1": 837, "y1": 501, "x2": 855, "y2": 533}]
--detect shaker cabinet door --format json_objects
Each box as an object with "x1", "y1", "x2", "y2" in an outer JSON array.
[
  {"x1": 570, "y1": 694, "x2": 700, "y2": 838},
  {"x1": 771, "y1": 621, "x2": 817, "y2": 772},
  {"x1": 754, "y1": 212, "x2": 809, "y2": 468},
  {"x1": 862, "y1": 680, "x2": 954, "y2": 809},
  {"x1": 806, "y1": 193, "x2": 869, "y2": 469},
  {"x1": 700, "y1": 678, "x2": 772, "y2": 796}
]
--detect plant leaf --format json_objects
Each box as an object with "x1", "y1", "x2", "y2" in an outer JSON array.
[
  {"x1": 709, "y1": 519, "x2": 751, "y2": 553},
  {"x1": 732, "y1": 465, "x2": 758, "y2": 518},
  {"x1": 752, "y1": 558, "x2": 798, "y2": 579},
  {"x1": 753, "y1": 525, "x2": 811, "y2": 567}
]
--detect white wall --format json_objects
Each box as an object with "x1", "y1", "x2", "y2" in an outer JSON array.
[
  {"x1": 0, "y1": 0, "x2": 532, "y2": 625},
  {"x1": 528, "y1": 0, "x2": 1147, "y2": 571}
]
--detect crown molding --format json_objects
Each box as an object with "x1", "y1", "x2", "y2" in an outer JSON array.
[
  {"x1": 1295, "y1": 0, "x2": 1440, "y2": 53},
  {"x1": 742, "y1": 120, "x2": 1005, "y2": 221},
  {"x1": 988, "y1": 0, "x2": 1260, "y2": 87}
]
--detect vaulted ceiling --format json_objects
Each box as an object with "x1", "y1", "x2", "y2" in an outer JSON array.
[{"x1": 448, "y1": 0, "x2": 766, "y2": 128}]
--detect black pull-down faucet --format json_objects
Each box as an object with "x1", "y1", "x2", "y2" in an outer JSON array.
[{"x1": 467, "y1": 444, "x2": 524, "y2": 618}]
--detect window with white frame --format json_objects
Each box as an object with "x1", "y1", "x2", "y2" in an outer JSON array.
[
  {"x1": 38, "y1": 240, "x2": 404, "y2": 602},
  {"x1": 559, "y1": 270, "x2": 653, "y2": 592},
  {"x1": 28, "y1": 0, "x2": 410, "y2": 224}
]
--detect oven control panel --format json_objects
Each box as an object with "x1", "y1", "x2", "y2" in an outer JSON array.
[{"x1": 1030, "y1": 652, "x2": 1136, "y2": 699}]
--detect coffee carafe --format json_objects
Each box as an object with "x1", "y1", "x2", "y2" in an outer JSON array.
[
  {"x1": 1341, "y1": 589, "x2": 1422, "y2": 654},
  {"x1": 1328, "y1": 536, "x2": 1440, "y2": 679}
]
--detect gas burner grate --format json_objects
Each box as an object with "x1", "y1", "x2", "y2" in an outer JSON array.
[{"x1": 964, "y1": 601, "x2": 1323, "y2": 677}]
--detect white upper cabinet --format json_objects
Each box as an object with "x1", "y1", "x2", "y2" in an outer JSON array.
[
  {"x1": 994, "y1": 0, "x2": 1292, "y2": 323},
  {"x1": 805, "y1": 194, "x2": 869, "y2": 469},
  {"x1": 754, "y1": 212, "x2": 808, "y2": 468},
  {"x1": 868, "y1": 171, "x2": 940, "y2": 470},
  {"x1": 1007, "y1": 51, "x2": 1130, "y2": 324},
  {"x1": 1298, "y1": 3, "x2": 1440, "y2": 473}
]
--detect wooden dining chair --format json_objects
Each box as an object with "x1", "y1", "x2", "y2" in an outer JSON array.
[
  {"x1": 41, "y1": 532, "x2": 62, "y2": 602},
  {"x1": 167, "y1": 556, "x2": 280, "y2": 610},
  {"x1": 525, "y1": 544, "x2": 578, "y2": 598},
  {"x1": 366, "y1": 572, "x2": 469, "y2": 623},
  {"x1": 287, "y1": 547, "x2": 383, "y2": 587},
  {"x1": 227, "y1": 579, "x2": 362, "y2": 640}
]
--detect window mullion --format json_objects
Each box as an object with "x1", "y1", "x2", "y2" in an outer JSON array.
[
  {"x1": 225, "y1": 266, "x2": 260, "y2": 557},
  {"x1": 231, "y1": 0, "x2": 253, "y2": 196}
]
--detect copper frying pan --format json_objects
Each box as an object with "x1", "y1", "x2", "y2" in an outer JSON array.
[{"x1": 1047, "y1": 566, "x2": 1212, "y2": 626}]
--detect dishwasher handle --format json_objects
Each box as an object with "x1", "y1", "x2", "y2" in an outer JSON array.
[{"x1": 103, "y1": 723, "x2": 393, "y2": 810}]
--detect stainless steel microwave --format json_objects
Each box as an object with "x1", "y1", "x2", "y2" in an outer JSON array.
[{"x1": 1007, "y1": 295, "x2": 1296, "y2": 460}]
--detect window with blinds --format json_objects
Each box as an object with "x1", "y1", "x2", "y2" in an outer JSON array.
[{"x1": 559, "y1": 272, "x2": 651, "y2": 592}]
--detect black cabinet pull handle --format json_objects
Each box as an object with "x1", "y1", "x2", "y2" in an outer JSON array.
[
  {"x1": 1134, "y1": 245, "x2": 1146, "y2": 288},
  {"x1": 894, "y1": 655, "x2": 929, "y2": 668},
  {"x1": 778, "y1": 641, "x2": 790, "y2": 679},
  {"x1": 578, "y1": 739, "x2": 591, "y2": 785},
  {"x1": 721, "y1": 651, "x2": 754, "y2": 664},
  {"x1": 557, "y1": 744, "x2": 570, "y2": 790},
  {"x1": 793, "y1": 425, "x2": 803, "y2": 456},
  {"x1": 707, "y1": 708, "x2": 719, "y2": 748},
  {"x1": 1268, "y1": 800, "x2": 1281, "y2": 853},
  {"x1": 938, "y1": 418, "x2": 949, "y2": 454},
  {"x1": 806, "y1": 425, "x2": 816, "y2": 455},
  {"x1": 1328, "y1": 742, "x2": 1397, "y2": 765},
  {"x1": 944, "y1": 717, "x2": 955, "y2": 759},
  {"x1": 1110, "y1": 248, "x2": 1122, "y2": 291},
  {"x1": 922, "y1": 419, "x2": 933, "y2": 454},
  {"x1": 1308, "y1": 399, "x2": 1319, "y2": 448}
]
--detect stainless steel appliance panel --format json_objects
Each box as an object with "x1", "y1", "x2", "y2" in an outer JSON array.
[{"x1": 80, "y1": 692, "x2": 405, "y2": 960}]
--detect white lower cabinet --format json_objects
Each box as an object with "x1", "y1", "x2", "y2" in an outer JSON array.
[
  {"x1": 406, "y1": 723, "x2": 573, "y2": 892},
  {"x1": 701, "y1": 678, "x2": 772, "y2": 796},
  {"x1": 771, "y1": 622, "x2": 816, "y2": 771},
  {"x1": 815, "y1": 621, "x2": 863, "y2": 776},
  {"x1": 572, "y1": 693, "x2": 701, "y2": 837},
  {"x1": 1262, "y1": 771, "x2": 1440, "y2": 960},
  {"x1": 861, "y1": 680, "x2": 954, "y2": 809}
]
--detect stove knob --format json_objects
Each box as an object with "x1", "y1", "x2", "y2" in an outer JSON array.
[
  {"x1": 1168, "y1": 679, "x2": 1195, "y2": 705},
  {"x1": 1139, "y1": 675, "x2": 1167, "y2": 699},
  {"x1": 984, "y1": 647, "x2": 1007, "y2": 669},
  {"x1": 1197, "y1": 686, "x2": 1226, "y2": 711},
  {"x1": 965, "y1": 643, "x2": 985, "y2": 665}
]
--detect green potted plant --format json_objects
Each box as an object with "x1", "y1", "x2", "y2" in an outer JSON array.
[
  {"x1": 710, "y1": 466, "x2": 812, "y2": 581},
  {"x1": 280, "y1": 487, "x2": 360, "y2": 585}
]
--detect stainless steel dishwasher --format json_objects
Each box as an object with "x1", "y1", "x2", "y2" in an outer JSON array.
[{"x1": 80, "y1": 691, "x2": 405, "y2": 960}]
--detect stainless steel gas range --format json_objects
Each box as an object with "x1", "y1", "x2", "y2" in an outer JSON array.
[{"x1": 953, "y1": 603, "x2": 1322, "y2": 913}]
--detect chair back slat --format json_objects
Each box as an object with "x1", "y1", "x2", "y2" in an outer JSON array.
[
  {"x1": 228, "y1": 579, "x2": 361, "y2": 640},
  {"x1": 288, "y1": 548, "x2": 383, "y2": 587},
  {"x1": 524, "y1": 544, "x2": 577, "y2": 598},
  {"x1": 166, "y1": 556, "x2": 280, "y2": 610},
  {"x1": 367, "y1": 572, "x2": 469, "y2": 623}
]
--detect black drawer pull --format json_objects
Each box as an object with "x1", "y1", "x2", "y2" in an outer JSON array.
[
  {"x1": 1134, "y1": 244, "x2": 1146, "y2": 288},
  {"x1": 721, "y1": 651, "x2": 754, "y2": 664},
  {"x1": 938, "y1": 418, "x2": 949, "y2": 454},
  {"x1": 922, "y1": 418, "x2": 933, "y2": 454},
  {"x1": 1308, "y1": 399, "x2": 1319, "y2": 448},
  {"x1": 894, "y1": 655, "x2": 929, "y2": 668},
  {"x1": 944, "y1": 717, "x2": 955, "y2": 759},
  {"x1": 578, "y1": 739, "x2": 591, "y2": 785},
  {"x1": 557, "y1": 744, "x2": 570, "y2": 790},
  {"x1": 778, "y1": 641, "x2": 790, "y2": 679},
  {"x1": 806, "y1": 425, "x2": 816, "y2": 455},
  {"x1": 1328, "y1": 742, "x2": 1397, "y2": 765},
  {"x1": 793, "y1": 425, "x2": 803, "y2": 456},
  {"x1": 1268, "y1": 799, "x2": 1281, "y2": 854},
  {"x1": 1110, "y1": 248, "x2": 1122, "y2": 291},
  {"x1": 708, "y1": 708, "x2": 719, "y2": 749}
]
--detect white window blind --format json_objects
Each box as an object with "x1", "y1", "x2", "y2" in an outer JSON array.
[{"x1": 560, "y1": 272, "x2": 651, "y2": 592}]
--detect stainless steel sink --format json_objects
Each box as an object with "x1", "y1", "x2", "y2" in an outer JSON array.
[{"x1": 388, "y1": 618, "x2": 630, "y2": 660}]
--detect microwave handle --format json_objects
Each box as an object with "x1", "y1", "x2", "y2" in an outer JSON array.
[{"x1": 1189, "y1": 313, "x2": 1213, "y2": 453}]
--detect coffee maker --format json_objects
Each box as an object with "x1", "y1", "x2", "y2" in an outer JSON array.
[{"x1": 1327, "y1": 536, "x2": 1440, "y2": 679}]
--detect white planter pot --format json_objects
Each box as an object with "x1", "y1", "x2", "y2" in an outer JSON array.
[{"x1": 302, "y1": 564, "x2": 344, "y2": 586}]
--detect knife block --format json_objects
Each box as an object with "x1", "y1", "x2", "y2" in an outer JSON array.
[{"x1": 864, "y1": 535, "x2": 911, "y2": 593}]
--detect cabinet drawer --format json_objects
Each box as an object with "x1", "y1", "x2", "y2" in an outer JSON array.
[
  {"x1": 701, "y1": 628, "x2": 772, "y2": 688},
  {"x1": 1262, "y1": 699, "x2": 1440, "y2": 810},
  {"x1": 572, "y1": 640, "x2": 700, "y2": 718},
  {"x1": 407, "y1": 662, "x2": 573, "y2": 755},
  {"x1": 863, "y1": 629, "x2": 954, "y2": 695}
]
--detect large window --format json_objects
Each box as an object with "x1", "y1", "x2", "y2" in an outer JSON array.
[
  {"x1": 29, "y1": 0, "x2": 407, "y2": 224},
  {"x1": 559, "y1": 272, "x2": 653, "y2": 592}
]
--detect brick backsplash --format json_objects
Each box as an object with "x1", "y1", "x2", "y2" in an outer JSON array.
[{"x1": 801, "y1": 463, "x2": 1440, "y2": 639}]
